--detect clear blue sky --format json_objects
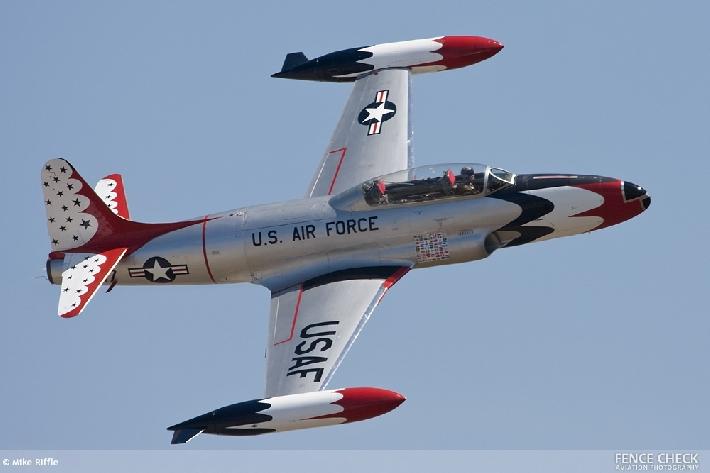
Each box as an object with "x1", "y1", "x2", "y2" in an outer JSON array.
[{"x1": 1, "y1": 0, "x2": 708, "y2": 450}]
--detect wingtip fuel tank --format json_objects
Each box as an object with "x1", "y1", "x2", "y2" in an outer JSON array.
[
  {"x1": 168, "y1": 387, "x2": 405, "y2": 444},
  {"x1": 272, "y1": 35, "x2": 503, "y2": 82}
]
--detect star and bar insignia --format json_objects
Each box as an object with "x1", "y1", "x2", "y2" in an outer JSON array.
[
  {"x1": 358, "y1": 90, "x2": 397, "y2": 136},
  {"x1": 128, "y1": 256, "x2": 189, "y2": 283}
]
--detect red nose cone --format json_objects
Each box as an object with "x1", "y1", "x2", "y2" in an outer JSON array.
[
  {"x1": 315, "y1": 387, "x2": 406, "y2": 423},
  {"x1": 574, "y1": 180, "x2": 649, "y2": 230},
  {"x1": 433, "y1": 35, "x2": 503, "y2": 69}
]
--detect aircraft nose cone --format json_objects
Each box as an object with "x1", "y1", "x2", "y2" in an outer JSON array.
[
  {"x1": 572, "y1": 178, "x2": 650, "y2": 231},
  {"x1": 623, "y1": 181, "x2": 651, "y2": 211},
  {"x1": 623, "y1": 181, "x2": 647, "y2": 200}
]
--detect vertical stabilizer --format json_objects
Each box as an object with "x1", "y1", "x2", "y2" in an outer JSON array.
[
  {"x1": 280, "y1": 52, "x2": 308, "y2": 72},
  {"x1": 42, "y1": 158, "x2": 125, "y2": 253}
]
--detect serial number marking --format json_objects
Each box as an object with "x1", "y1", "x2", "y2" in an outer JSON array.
[{"x1": 251, "y1": 216, "x2": 379, "y2": 247}]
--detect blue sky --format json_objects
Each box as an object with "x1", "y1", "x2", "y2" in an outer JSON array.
[{"x1": 1, "y1": 0, "x2": 708, "y2": 449}]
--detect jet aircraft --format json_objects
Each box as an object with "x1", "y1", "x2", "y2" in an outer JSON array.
[{"x1": 40, "y1": 36, "x2": 650, "y2": 443}]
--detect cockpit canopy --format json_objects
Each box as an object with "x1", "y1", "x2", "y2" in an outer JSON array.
[
  {"x1": 330, "y1": 163, "x2": 515, "y2": 211},
  {"x1": 360, "y1": 163, "x2": 514, "y2": 207}
]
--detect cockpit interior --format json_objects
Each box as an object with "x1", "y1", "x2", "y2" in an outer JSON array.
[{"x1": 361, "y1": 164, "x2": 515, "y2": 206}]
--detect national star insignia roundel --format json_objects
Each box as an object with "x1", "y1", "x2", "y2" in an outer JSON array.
[
  {"x1": 128, "y1": 256, "x2": 189, "y2": 283},
  {"x1": 358, "y1": 89, "x2": 397, "y2": 136}
]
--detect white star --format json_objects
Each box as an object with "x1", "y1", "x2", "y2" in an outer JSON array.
[
  {"x1": 145, "y1": 259, "x2": 171, "y2": 281},
  {"x1": 363, "y1": 102, "x2": 394, "y2": 123}
]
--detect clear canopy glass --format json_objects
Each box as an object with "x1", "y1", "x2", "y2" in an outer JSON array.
[{"x1": 360, "y1": 163, "x2": 514, "y2": 206}]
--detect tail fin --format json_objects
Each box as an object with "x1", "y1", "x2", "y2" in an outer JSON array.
[
  {"x1": 170, "y1": 428, "x2": 203, "y2": 444},
  {"x1": 42, "y1": 158, "x2": 206, "y2": 318},
  {"x1": 280, "y1": 52, "x2": 308, "y2": 72},
  {"x1": 42, "y1": 158, "x2": 203, "y2": 256},
  {"x1": 42, "y1": 158, "x2": 128, "y2": 253},
  {"x1": 95, "y1": 174, "x2": 130, "y2": 220}
]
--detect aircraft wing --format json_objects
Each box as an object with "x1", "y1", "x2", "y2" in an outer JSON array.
[
  {"x1": 307, "y1": 69, "x2": 412, "y2": 197},
  {"x1": 264, "y1": 266, "x2": 409, "y2": 398}
]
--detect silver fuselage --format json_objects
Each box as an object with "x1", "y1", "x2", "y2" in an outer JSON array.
[
  {"x1": 115, "y1": 193, "x2": 520, "y2": 290},
  {"x1": 50, "y1": 171, "x2": 648, "y2": 291}
]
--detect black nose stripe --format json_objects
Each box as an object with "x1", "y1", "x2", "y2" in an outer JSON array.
[{"x1": 623, "y1": 181, "x2": 646, "y2": 200}]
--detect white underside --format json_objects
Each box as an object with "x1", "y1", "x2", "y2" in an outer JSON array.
[
  {"x1": 523, "y1": 186, "x2": 604, "y2": 240},
  {"x1": 334, "y1": 38, "x2": 444, "y2": 78},
  {"x1": 226, "y1": 390, "x2": 346, "y2": 431}
]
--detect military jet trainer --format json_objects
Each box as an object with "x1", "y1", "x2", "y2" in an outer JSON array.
[{"x1": 40, "y1": 35, "x2": 650, "y2": 443}]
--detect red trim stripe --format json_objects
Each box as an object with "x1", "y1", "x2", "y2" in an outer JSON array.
[
  {"x1": 201, "y1": 215, "x2": 216, "y2": 283},
  {"x1": 326, "y1": 147, "x2": 348, "y2": 195},
  {"x1": 383, "y1": 267, "x2": 410, "y2": 290},
  {"x1": 274, "y1": 285, "x2": 304, "y2": 346},
  {"x1": 376, "y1": 267, "x2": 410, "y2": 305}
]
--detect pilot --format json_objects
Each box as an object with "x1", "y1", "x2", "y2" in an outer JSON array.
[
  {"x1": 456, "y1": 167, "x2": 480, "y2": 195},
  {"x1": 441, "y1": 169, "x2": 455, "y2": 195},
  {"x1": 363, "y1": 179, "x2": 388, "y2": 205}
]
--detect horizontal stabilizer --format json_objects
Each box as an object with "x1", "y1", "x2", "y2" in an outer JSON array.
[
  {"x1": 281, "y1": 52, "x2": 308, "y2": 72},
  {"x1": 170, "y1": 428, "x2": 203, "y2": 444},
  {"x1": 58, "y1": 247, "x2": 127, "y2": 318},
  {"x1": 41, "y1": 158, "x2": 210, "y2": 318}
]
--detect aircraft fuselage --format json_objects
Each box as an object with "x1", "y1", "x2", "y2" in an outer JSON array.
[{"x1": 60, "y1": 173, "x2": 648, "y2": 291}]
